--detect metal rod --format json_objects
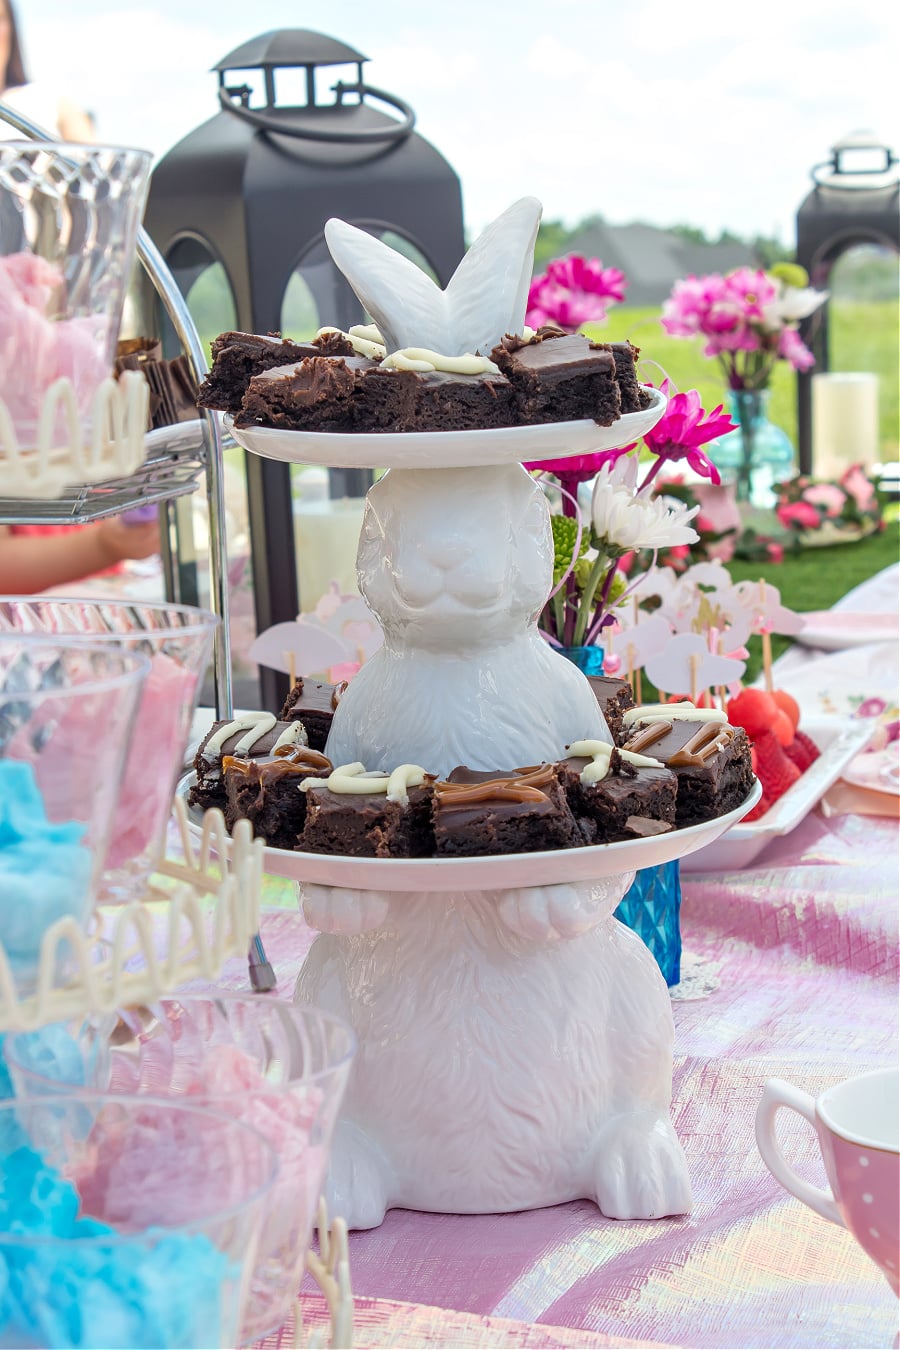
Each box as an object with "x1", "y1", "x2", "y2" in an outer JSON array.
[{"x1": 0, "y1": 99, "x2": 234, "y2": 719}]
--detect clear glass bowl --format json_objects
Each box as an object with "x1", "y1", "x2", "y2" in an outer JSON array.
[
  {"x1": 0, "y1": 634, "x2": 147, "y2": 986},
  {"x1": 0, "y1": 1093, "x2": 277, "y2": 1349},
  {"x1": 0, "y1": 142, "x2": 151, "y2": 452},
  {"x1": 5, "y1": 997, "x2": 357, "y2": 1343},
  {"x1": 0, "y1": 598, "x2": 218, "y2": 904}
]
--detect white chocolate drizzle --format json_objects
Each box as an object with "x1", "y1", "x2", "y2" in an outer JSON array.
[
  {"x1": 626, "y1": 707, "x2": 727, "y2": 726},
  {"x1": 300, "y1": 761, "x2": 427, "y2": 800},
  {"x1": 381, "y1": 348, "x2": 501, "y2": 376},
  {"x1": 203, "y1": 713, "x2": 308, "y2": 761},
  {"x1": 622, "y1": 702, "x2": 695, "y2": 726},
  {"x1": 316, "y1": 325, "x2": 387, "y2": 360},
  {"x1": 567, "y1": 739, "x2": 664, "y2": 783}
]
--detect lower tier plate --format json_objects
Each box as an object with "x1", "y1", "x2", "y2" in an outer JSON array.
[{"x1": 175, "y1": 774, "x2": 761, "y2": 892}]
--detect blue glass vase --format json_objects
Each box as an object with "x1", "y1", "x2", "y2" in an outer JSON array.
[
  {"x1": 707, "y1": 389, "x2": 795, "y2": 508},
  {"x1": 558, "y1": 644, "x2": 605, "y2": 674},
  {"x1": 614, "y1": 860, "x2": 682, "y2": 986}
]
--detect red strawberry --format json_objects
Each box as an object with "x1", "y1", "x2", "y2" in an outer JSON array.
[
  {"x1": 784, "y1": 730, "x2": 820, "y2": 773},
  {"x1": 745, "y1": 793, "x2": 773, "y2": 822},
  {"x1": 772, "y1": 688, "x2": 801, "y2": 731},
  {"x1": 772, "y1": 709, "x2": 795, "y2": 747},
  {"x1": 727, "y1": 688, "x2": 778, "y2": 739},
  {"x1": 754, "y1": 730, "x2": 802, "y2": 802}
]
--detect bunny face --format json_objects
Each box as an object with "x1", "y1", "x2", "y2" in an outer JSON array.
[{"x1": 357, "y1": 465, "x2": 552, "y2": 648}]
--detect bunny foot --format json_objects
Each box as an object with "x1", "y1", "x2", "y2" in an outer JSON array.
[
  {"x1": 497, "y1": 877, "x2": 630, "y2": 942},
  {"x1": 324, "y1": 1119, "x2": 392, "y2": 1231},
  {"x1": 301, "y1": 884, "x2": 391, "y2": 936},
  {"x1": 590, "y1": 1110, "x2": 692, "y2": 1220}
]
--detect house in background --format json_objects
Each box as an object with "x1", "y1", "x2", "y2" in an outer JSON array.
[{"x1": 565, "y1": 221, "x2": 756, "y2": 306}]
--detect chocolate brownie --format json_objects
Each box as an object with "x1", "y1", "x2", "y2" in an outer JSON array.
[
  {"x1": 557, "y1": 742, "x2": 677, "y2": 844},
  {"x1": 279, "y1": 678, "x2": 345, "y2": 752},
  {"x1": 592, "y1": 341, "x2": 645, "y2": 414},
  {"x1": 223, "y1": 747, "x2": 332, "y2": 849},
  {"x1": 622, "y1": 713, "x2": 754, "y2": 827},
  {"x1": 433, "y1": 764, "x2": 583, "y2": 857},
  {"x1": 189, "y1": 713, "x2": 309, "y2": 813},
  {"x1": 491, "y1": 330, "x2": 622, "y2": 426},
  {"x1": 197, "y1": 330, "x2": 354, "y2": 413},
  {"x1": 237, "y1": 355, "x2": 517, "y2": 434},
  {"x1": 585, "y1": 675, "x2": 635, "y2": 745},
  {"x1": 300, "y1": 766, "x2": 435, "y2": 858}
]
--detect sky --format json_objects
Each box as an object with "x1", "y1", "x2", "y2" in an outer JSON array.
[{"x1": 12, "y1": 0, "x2": 900, "y2": 245}]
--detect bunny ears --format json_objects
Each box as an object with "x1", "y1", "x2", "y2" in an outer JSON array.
[{"x1": 324, "y1": 197, "x2": 543, "y2": 358}]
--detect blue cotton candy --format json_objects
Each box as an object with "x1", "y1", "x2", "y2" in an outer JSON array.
[
  {"x1": 0, "y1": 1138, "x2": 237, "y2": 1348},
  {"x1": 0, "y1": 761, "x2": 92, "y2": 969}
]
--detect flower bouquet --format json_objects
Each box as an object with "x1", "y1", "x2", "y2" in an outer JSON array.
[
  {"x1": 774, "y1": 463, "x2": 884, "y2": 548},
  {"x1": 661, "y1": 263, "x2": 828, "y2": 500}
]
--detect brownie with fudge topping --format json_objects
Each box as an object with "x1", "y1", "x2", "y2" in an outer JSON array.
[
  {"x1": 622, "y1": 716, "x2": 754, "y2": 827},
  {"x1": 585, "y1": 675, "x2": 635, "y2": 745},
  {"x1": 557, "y1": 747, "x2": 677, "y2": 844},
  {"x1": 223, "y1": 747, "x2": 332, "y2": 849},
  {"x1": 300, "y1": 776, "x2": 436, "y2": 858},
  {"x1": 592, "y1": 340, "x2": 646, "y2": 413},
  {"x1": 197, "y1": 330, "x2": 354, "y2": 413},
  {"x1": 189, "y1": 716, "x2": 309, "y2": 813},
  {"x1": 432, "y1": 764, "x2": 584, "y2": 857},
  {"x1": 490, "y1": 329, "x2": 622, "y2": 426},
  {"x1": 279, "y1": 677, "x2": 344, "y2": 752}
]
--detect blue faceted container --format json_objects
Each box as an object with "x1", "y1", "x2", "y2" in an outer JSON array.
[{"x1": 614, "y1": 860, "x2": 682, "y2": 986}]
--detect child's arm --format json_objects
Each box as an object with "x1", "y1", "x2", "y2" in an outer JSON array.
[{"x1": 0, "y1": 518, "x2": 160, "y2": 593}]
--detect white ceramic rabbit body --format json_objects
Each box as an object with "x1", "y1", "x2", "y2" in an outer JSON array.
[{"x1": 325, "y1": 463, "x2": 610, "y2": 776}]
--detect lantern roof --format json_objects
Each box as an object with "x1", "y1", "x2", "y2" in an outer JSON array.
[{"x1": 212, "y1": 29, "x2": 368, "y2": 73}]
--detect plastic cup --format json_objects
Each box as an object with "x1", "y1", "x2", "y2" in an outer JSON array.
[
  {"x1": 0, "y1": 1093, "x2": 277, "y2": 1349},
  {"x1": 5, "y1": 997, "x2": 357, "y2": 1343},
  {"x1": 0, "y1": 142, "x2": 151, "y2": 453},
  {"x1": 0, "y1": 598, "x2": 219, "y2": 904},
  {"x1": 0, "y1": 635, "x2": 147, "y2": 986}
]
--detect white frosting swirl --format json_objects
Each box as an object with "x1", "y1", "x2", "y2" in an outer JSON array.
[
  {"x1": 316, "y1": 326, "x2": 386, "y2": 360},
  {"x1": 300, "y1": 761, "x2": 427, "y2": 800},
  {"x1": 381, "y1": 348, "x2": 501, "y2": 376},
  {"x1": 567, "y1": 738, "x2": 664, "y2": 783}
]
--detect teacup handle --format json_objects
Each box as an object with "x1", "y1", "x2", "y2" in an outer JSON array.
[{"x1": 755, "y1": 1078, "x2": 843, "y2": 1226}]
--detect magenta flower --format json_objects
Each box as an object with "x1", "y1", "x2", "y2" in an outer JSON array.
[
  {"x1": 776, "y1": 326, "x2": 815, "y2": 371},
  {"x1": 777, "y1": 500, "x2": 821, "y2": 530},
  {"x1": 638, "y1": 381, "x2": 734, "y2": 484},
  {"x1": 523, "y1": 446, "x2": 628, "y2": 484},
  {"x1": 526, "y1": 254, "x2": 626, "y2": 332},
  {"x1": 840, "y1": 463, "x2": 877, "y2": 512}
]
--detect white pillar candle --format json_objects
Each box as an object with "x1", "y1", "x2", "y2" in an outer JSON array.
[{"x1": 812, "y1": 372, "x2": 879, "y2": 478}]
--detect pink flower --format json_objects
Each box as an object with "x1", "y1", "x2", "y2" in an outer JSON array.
[
  {"x1": 777, "y1": 326, "x2": 815, "y2": 371},
  {"x1": 777, "y1": 500, "x2": 821, "y2": 530},
  {"x1": 526, "y1": 254, "x2": 626, "y2": 332},
  {"x1": 523, "y1": 448, "x2": 626, "y2": 483},
  {"x1": 639, "y1": 381, "x2": 734, "y2": 483},
  {"x1": 803, "y1": 483, "x2": 846, "y2": 517},
  {"x1": 840, "y1": 463, "x2": 876, "y2": 512},
  {"x1": 765, "y1": 542, "x2": 785, "y2": 563}
]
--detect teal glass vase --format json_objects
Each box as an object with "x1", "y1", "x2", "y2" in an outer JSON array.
[
  {"x1": 707, "y1": 389, "x2": 795, "y2": 507},
  {"x1": 558, "y1": 644, "x2": 605, "y2": 674},
  {"x1": 614, "y1": 861, "x2": 682, "y2": 986}
]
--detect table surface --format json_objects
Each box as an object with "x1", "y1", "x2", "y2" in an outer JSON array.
[{"x1": 193, "y1": 563, "x2": 900, "y2": 1348}]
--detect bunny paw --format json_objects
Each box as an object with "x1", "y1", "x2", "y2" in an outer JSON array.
[
  {"x1": 301, "y1": 884, "x2": 391, "y2": 936},
  {"x1": 497, "y1": 879, "x2": 625, "y2": 942},
  {"x1": 325, "y1": 1120, "x2": 391, "y2": 1231},
  {"x1": 591, "y1": 1110, "x2": 692, "y2": 1219}
]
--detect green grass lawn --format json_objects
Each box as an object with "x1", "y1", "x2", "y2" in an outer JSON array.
[{"x1": 583, "y1": 298, "x2": 899, "y2": 460}]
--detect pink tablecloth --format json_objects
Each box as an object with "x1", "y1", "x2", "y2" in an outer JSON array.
[{"x1": 218, "y1": 807, "x2": 899, "y2": 1350}]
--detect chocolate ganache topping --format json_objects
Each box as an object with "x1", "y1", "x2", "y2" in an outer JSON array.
[
  {"x1": 624, "y1": 720, "x2": 737, "y2": 766},
  {"x1": 435, "y1": 764, "x2": 555, "y2": 807}
]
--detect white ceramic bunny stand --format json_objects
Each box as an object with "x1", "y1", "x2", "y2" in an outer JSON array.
[{"x1": 295, "y1": 198, "x2": 693, "y2": 1228}]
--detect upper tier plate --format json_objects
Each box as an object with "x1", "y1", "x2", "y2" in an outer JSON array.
[
  {"x1": 224, "y1": 387, "x2": 667, "y2": 471},
  {"x1": 176, "y1": 774, "x2": 761, "y2": 892}
]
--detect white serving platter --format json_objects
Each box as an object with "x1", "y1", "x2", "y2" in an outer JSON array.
[
  {"x1": 681, "y1": 715, "x2": 874, "y2": 874},
  {"x1": 224, "y1": 387, "x2": 666, "y2": 471},
  {"x1": 176, "y1": 772, "x2": 760, "y2": 892}
]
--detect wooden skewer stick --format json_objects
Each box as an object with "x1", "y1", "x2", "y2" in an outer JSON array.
[
  {"x1": 635, "y1": 666, "x2": 643, "y2": 705},
  {"x1": 626, "y1": 643, "x2": 635, "y2": 692},
  {"x1": 758, "y1": 577, "x2": 774, "y2": 694},
  {"x1": 689, "y1": 651, "x2": 700, "y2": 705},
  {"x1": 285, "y1": 649, "x2": 297, "y2": 689}
]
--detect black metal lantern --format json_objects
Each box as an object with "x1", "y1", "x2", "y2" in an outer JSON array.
[
  {"x1": 143, "y1": 28, "x2": 465, "y2": 708},
  {"x1": 795, "y1": 131, "x2": 899, "y2": 472}
]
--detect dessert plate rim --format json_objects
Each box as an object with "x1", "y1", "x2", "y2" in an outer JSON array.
[
  {"x1": 175, "y1": 772, "x2": 761, "y2": 892},
  {"x1": 223, "y1": 387, "x2": 667, "y2": 471}
]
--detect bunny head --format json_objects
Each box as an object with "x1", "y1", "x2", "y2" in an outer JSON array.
[
  {"x1": 324, "y1": 198, "x2": 542, "y2": 357},
  {"x1": 357, "y1": 465, "x2": 552, "y2": 650}
]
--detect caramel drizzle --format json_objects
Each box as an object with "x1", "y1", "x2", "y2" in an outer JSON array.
[
  {"x1": 668, "y1": 722, "x2": 735, "y2": 766},
  {"x1": 435, "y1": 764, "x2": 554, "y2": 807},
  {"x1": 622, "y1": 721, "x2": 672, "y2": 755},
  {"x1": 331, "y1": 680, "x2": 349, "y2": 710},
  {"x1": 223, "y1": 746, "x2": 332, "y2": 783}
]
